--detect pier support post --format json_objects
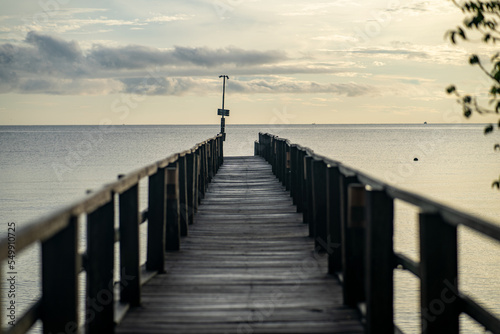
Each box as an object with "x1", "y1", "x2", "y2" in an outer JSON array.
[
  {"x1": 296, "y1": 149, "x2": 306, "y2": 213},
  {"x1": 119, "y1": 183, "x2": 141, "y2": 307},
  {"x1": 199, "y1": 145, "x2": 207, "y2": 200},
  {"x1": 178, "y1": 155, "x2": 188, "y2": 236},
  {"x1": 195, "y1": 149, "x2": 201, "y2": 207},
  {"x1": 303, "y1": 155, "x2": 314, "y2": 233},
  {"x1": 218, "y1": 135, "x2": 224, "y2": 166},
  {"x1": 41, "y1": 215, "x2": 78, "y2": 334},
  {"x1": 285, "y1": 144, "x2": 291, "y2": 191},
  {"x1": 186, "y1": 152, "x2": 195, "y2": 225},
  {"x1": 166, "y1": 164, "x2": 180, "y2": 251},
  {"x1": 86, "y1": 200, "x2": 115, "y2": 334},
  {"x1": 365, "y1": 189, "x2": 394, "y2": 334},
  {"x1": 419, "y1": 212, "x2": 459, "y2": 334},
  {"x1": 289, "y1": 145, "x2": 297, "y2": 204},
  {"x1": 207, "y1": 142, "x2": 213, "y2": 182},
  {"x1": 340, "y1": 179, "x2": 363, "y2": 307},
  {"x1": 326, "y1": 164, "x2": 342, "y2": 275},
  {"x1": 147, "y1": 167, "x2": 167, "y2": 273},
  {"x1": 312, "y1": 159, "x2": 328, "y2": 252}
]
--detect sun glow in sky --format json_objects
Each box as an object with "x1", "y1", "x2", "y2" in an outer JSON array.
[{"x1": 0, "y1": 0, "x2": 496, "y2": 125}]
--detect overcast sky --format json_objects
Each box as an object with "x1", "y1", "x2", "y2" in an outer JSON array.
[{"x1": 0, "y1": 0, "x2": 496, "y2": 125}]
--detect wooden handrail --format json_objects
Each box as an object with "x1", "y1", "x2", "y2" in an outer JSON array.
[
  {"x1": 256, "y1": 132, "x2": 500, "y2": 334},
  {"x1": 0, "y1": 134, "x2": 224, "y2": 334}
]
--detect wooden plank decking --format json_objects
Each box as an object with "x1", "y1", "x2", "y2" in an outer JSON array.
[{"x1": 116, "y1": 156, "x2": 363, "y2": 334}]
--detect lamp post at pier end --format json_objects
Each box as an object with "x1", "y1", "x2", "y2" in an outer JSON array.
[{"x1": 218, "y1": 75, "x2": 230, "y2": 141}]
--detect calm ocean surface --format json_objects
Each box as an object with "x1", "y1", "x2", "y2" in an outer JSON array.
[{"x1": 0, "y1": 124, "x2": 498, "y2": 333}]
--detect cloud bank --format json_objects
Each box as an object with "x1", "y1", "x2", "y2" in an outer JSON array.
[{"x1": 0, "y1": 31, "x2": 374, "y2": 96}]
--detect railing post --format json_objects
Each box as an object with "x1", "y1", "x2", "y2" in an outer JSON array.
[
  {"x1": 258, "y1": 133, "x2": 263, "y2": 158},
  {"x1": 259, "y1": 133, "x2": 263, "y2": 158},
  {"x1": 214, "y1": 138, "x2": 219, "y2": 172},
  {"x1": 199, "y1": 145, "x2": 206, "y2": 200},
  {"x1": 340, "y1": 179, "x2": 364, "y2": 307},
  {"x1": 41, "y1": 215, "x2": 78, "y2": 334},
  {"x1": 289, "y1": 145, "x2": 297, "y2": 203},
  {"x1": 285, "y1": 144, "x2": 291, "y2": 191},
  {"x1": 186, "y1": 152, "x2": 195, "y2": 225},
  {"x1": 147, "y1": 167, "x2": 166, "y2": 273},
  {"x1": 275, "y1": 139, "x2": 281, "y2": 181},
  {"x1": 178, "y1": 154, "x2": 188, "y2": 237},
  {"x1": 296, "y1": 149, "x2": 305, "y2": 213},
  {"x1": 303, "y1": 155, "x2": 313, "y2": 231},
  {"x1": 279, "y1": 140, "x2": 285, "y2": 185},
  {"x1": 365, "y1": 189, "x2": 394, "y2": 334},
  {"x1": 419, "y1": 212, "x2": 459, "y2": 334},
  {"x1": 312, "y1": 159, "x2": 328, "y2": 252},
  {"x1": 263, "y1": 134, "x2": 272, "y2": 164},
  {"x1": 86, "y1": 199, "x2": 115, "y2": 334},
  {"x1": 272, "y1": 138, "x2": 277, "y2": 174},
  {"x1": 165, "y1": 164, "x2": 180, "y2": 251},
  {"x1": 326, "y1": 164, "x2": 342, "y2": 275},
  {"x1": 119, "y1": 183, "x2": 141, "y2": 307},
  {"x1": 195, "y1": 149, "x2": 201, "y2": 207},
  {"x1": 219, "y1": 135, "x2": 224, "y2": 166},
  {"x1": 263, "y1": 133, "x2": 270, "y2": 162},
  {"x1": 207, "y1": 141, "x2": 213, "y2": 182}
]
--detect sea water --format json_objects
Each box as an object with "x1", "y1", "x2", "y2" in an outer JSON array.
[{"x1": 0, "y1": 124, "x2": 498, "y2": 333}]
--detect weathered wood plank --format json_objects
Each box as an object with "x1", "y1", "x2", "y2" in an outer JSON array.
[{"x1": 117, "y1": 156, "x2": 363, "y2": 334}]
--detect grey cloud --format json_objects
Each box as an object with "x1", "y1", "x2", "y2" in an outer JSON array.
[
  {"x1": 171, "y1": 47, "x2": 286, "y2": 67},
  {"x1": 119, "y1": 76, "x2": 375, "y2": 97},
  {"x1": 121, "y1": 77, "x2": 192, "y2": 95},
  {"x1": 1, "y1": 31, "x2": 287, "y2": 77},
  {"x1": 349, "y1": 49, "x2": 429, "y2": 59},
  {"x1": 25, "y1": 31, "x2": 82, "y2": 61},
  {"x1": 88, "y1": 44, "x2": 170, "y2": 69},
  {"x1": 0, "y1": 31, "x2": 372, "y2": 96},
  {"x1": 88, "y1": 45, "x2": 286, "y2": 69},
  {"x1": 228, "y1": 79, "x2": 373, "y2": 96}
]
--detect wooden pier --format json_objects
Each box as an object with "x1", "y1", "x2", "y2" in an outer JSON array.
[
  {"x1": 116, "y1": 156, "x2": 363, "y2": 333},
  {"x1": 1, "y1": 132, "x2": 499, "y2": 334}
]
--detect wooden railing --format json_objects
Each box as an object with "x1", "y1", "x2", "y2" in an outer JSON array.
[
  {"x1": 0, "y1": 134, "x2": 224, "y2": 334},
  {"x1": 255, "y1": 132, "x2": 500, "y2": 334}
]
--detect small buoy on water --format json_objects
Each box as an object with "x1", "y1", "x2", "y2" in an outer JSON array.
[{"x1": 413, "y1": 157, "x2": 418, "y2": 161}]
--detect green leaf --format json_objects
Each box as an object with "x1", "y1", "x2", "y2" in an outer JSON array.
[
  {"x1": 469, "y1": 54, "x2": 480, "y2": 64},
  {"x1": 446, "y1": 85, "x2": 456, "y2": 94},
  {"x1": 491, "y1": 86, "x2": 500, "y2": 96},
  {"x1": 492, "y1": 180, "x2": 500, "y2": 189},
  {"x1": 458, "y1": 27, "x2": 466, "y2": 39},
  {"x1": 463, "y1": 95, "x2": 472, "y2": 103},
  {"x1": 494, "y1": 71, "x2": 500, "y2": 82},
  {"x1": 450, "y1": 31, "x2": 456, "y2": 44},
  {"x1": 494, "y1": 144, "x2": 500, "y2": 151},
  {"x1": 464, "y1": 107, "x2": 472, "y2": 118},
  {"x1": 485, "y1": 124, "x2": 494, "y2": 134}
]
